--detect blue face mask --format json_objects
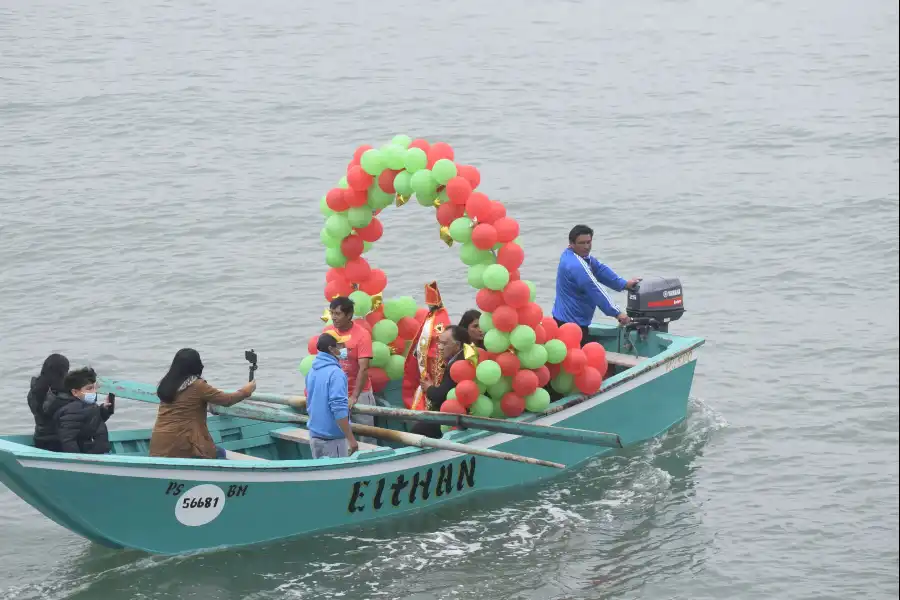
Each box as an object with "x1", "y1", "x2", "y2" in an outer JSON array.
[
  {"x1": 338, "y1": 348, "x2": 349, "y2": 360},
  {"x1": 82, "y1": 392, "x2": 98, "y2": 404}
]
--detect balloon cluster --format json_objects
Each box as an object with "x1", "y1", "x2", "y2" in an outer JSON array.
[{"x1": 299, "y1": 135, "x2": 609, "y2": 416}]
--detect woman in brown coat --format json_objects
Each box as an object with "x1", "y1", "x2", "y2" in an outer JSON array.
[{"x1": 148, "y1": 348, "x2": 256, "y2": 459}]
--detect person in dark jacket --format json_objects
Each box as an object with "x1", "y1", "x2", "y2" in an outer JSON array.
[
  {"x1": 411, "y1": 325, "x2": 470, "y2": 439},
  {"x1": 47, "y1": 367, "x2": 113, "y2": 454},
  {"x1": 27, "y1": 353, "x2": 69, "y2": 450}
]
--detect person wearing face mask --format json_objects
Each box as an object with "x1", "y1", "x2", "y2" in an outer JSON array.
[
  {"x1": 45, "y1": 367, "x2": 113, "y2": 454},
  {"x1": 149, "y1": 348, "x2": 257, "y2": 459},
  {"x1": 305, "y1": 331, "x2": 359, "y2": 458}
]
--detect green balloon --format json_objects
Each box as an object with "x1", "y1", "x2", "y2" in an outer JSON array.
[
  {"x1": 405, "y1": 147, "x2": 428, "y2": 173},
  {"x1": 551, "y1": 372, "x2": 574, "y2": 395},
  {"x1": 372, "y1": 319, "x2": 399, "y2": 344},
  {"x1": 437, "y1": 188, "x2": 449, "y2": 204},
  {"x1": 488, "y1": 376, "x2": 512, "y2": 400},
  {"x1": 467, "y1": 264, "x2": 487, "y2": 289},
  {"x1": 478, "y1": 252, "x2": 497, "y2": 266},
  {"x1": 326, "y1": 247, "x2": 347, "y2": 268},
  {"x1": 381, "y1": 144, "x2": 407, "y2": 170},
  {"x1": 320, "y1": 196, "x2": 334, "y2": 217},
  {"x1": 386, "y1": 354, "x2": 405, "y2": 379},
  {"x1": 544, "y1": 339, "x2": 568, "y2": 364},
  {"x1": 476, "y1": 380, "x2": 488, "y2": 393},
  {"x1": 518, "y1": 344, "x2": 548, "y2": 369},
  {"x1": 325, "y1": 213, "x2": 352, "y2": 239},
  {"x1": 475, "y1": 360, "x2": 502, "y2": 386},
  {"x1": 483, "y1": 329, "x2": 510, "y2": 353},
  {"x1": 523, "y1": 280, "x2": 536, "y2": 302},
  {"x1": 363, "y1": 241, "x2": 373, "y2": 253},
  {"x1": 460, "y1": 242, "x2": 493, "y2": 267},
  {"x1": 349, "y1": 290, "x2": 372, "y2": 315},
  {"x1": 447, "y1": 387, "x2": 457, "y2": 401},
  {"x1": 432, "y1": 159, "x2": 457, "y2": 184},
  {"x1": 371, "y1": 341, "x2": 390, "y2": 368},
  {"x1": 416, "y1": 193, "x2": 436, "y2": 207},
  {"x1": 469, "y1": 394, "x2": 493, "y2": 417},
  {"x1": 320, "y1": 228, "x2": 340, "y2": 248},
  {"x1": 478, "y1": 311, "x2": 494, "y2": 332},
  {"x1": 510, "y1": 325, "x2": 536, "y2": 350},
  {"x1": 338, "y1": 176, "x2": 349, "y2": 189},
  {"x1": 298, "y1": 354, "x2": 315, "y2": 376},
  {"x1": 483, "y1": 264, "x2": 511, "y2": 291},
  {"x1": 410, "y1": 170, "x2": 437, "y2": 197},
  {"x1": 348, "y1": 205, "x2": 373, "y2": 228},
  {"x1": 491, "y1": 399, "x2": 506, "y2": 418},
  {"x1": 398, "y1": 296, "x2": 418, "y2": 319},
  {"x1": 392, "y1": 134, "x2": 412, "y2": 148},
  {"x1": 382, "y1": 298, "x2": 404, "y2": 322},
  {"x1": 367, "y1": 186, "x2": 394, "y2": 210},
  {"x1": 449, "y1": 217, "x2": 474, "y2": 243},
  {"x1": 524, "y1": 388, "x2": 551, "y2": 412},
  {"x1": 440, "y1": 424, "x2": 453, "y2": 434},
  {"x1": 360, "y1": 149, "x2": 385, "y2": 176},
  {"x1": 393, "y1": 171, "x2": 413, "y2": 197}
]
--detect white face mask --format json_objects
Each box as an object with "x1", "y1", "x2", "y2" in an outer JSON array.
[
  {"x1": 337, "y1": 348, "x2": 348, "y2": 360},
  {"x1": 82, "y1": 392, "x2": 98, "y2": 404}
]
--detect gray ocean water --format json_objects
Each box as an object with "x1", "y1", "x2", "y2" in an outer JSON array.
[{"x1": 1, "y1": 0, "x2": 898, "y2": 598}]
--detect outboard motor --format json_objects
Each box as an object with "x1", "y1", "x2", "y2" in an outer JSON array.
[{"x1": 625, "y1": 276, "x2": 685, "y2": 337}]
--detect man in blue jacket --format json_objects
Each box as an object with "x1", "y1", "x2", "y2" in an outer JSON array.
[
  {"x1": 305, "y1": 331, "x2": 359, "y2": 458},
  {"x1": 552, "y1": 224, "x2": 642, "y2": 345}
]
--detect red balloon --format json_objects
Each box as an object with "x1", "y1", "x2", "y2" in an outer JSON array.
[
  {"x1": 517, "y1": 302, "x2": 543, "y2": 329},
  {"x1": 582, "y1": 342, "x2": 608, "y2": 378},
  {"x1": 325, "y1": 267, "x2": 347, "y2": 283},
  {"x1": 365, "y1": 305, "x2": 385, "y2": 327},
  {"x1": 455, "y1": 380, "x2": 479, "y2": 406},
  {"x1": 497, "y1": 243, "x2": 524, "y2": 270},
  {"x1": 445, "y1": 176, "x2": 472, "y2": 206},
  {"x1": 353, "y1": 144, "x2": 374, "y2": 163},
  {"x1": 450, "y1": 360, "x2": 476, "y2": 383},
  {"x1": 471, "y1": 223, "x2": 498, "y2": 250},
  {"x1": 491, "y1": 305, "x2": 519, "y2": 332},
  {"x1": 359, "y1": 268, "x2": 387, "y2": 295},
  {"x1": 415, "y1": 308, "x2": 429, "y2": 323},
  {"x1": 378, "y1": 169, "x2": 399, "y2": 193},
  {"x1": 534, "y1": 365, "x2": 551, "y2": 387},
  {"x1": 558, "y1": 322, "x2": 584, "y2": 349},
  {"x1": 341, "y1": 235, "x2": 364, "y2": 259},
  {"x1": 441, "y1": 398, "x2": 466, "y2": 414},
  {"x1": 369, "y1": 367, "x2": 389, "y2": 393},
  {"x1": 541, "y1": 316, "x2": 560, "y2": 340},
  {"x1": 547, "y1": 363, "x2": 561, "y2": 379},
  {"x1": 307, "y1": 335, "x2": 318, "y2": 355},
  {"x1": 490, "y1": 201, "x2": 507, "y2": 222},
  {"x1": 389, "y1": 338, "x2": 407, "y2": 355},
  {"x1": 409, "y1": 138, "x2": 430, "y2": 152},
  {"x1": 344, "y1": 257, "x2": 371, "y2": 283},
  {"x1": 476, "y1": 289, "x2": 504, "y2": 312},
  {"x1": 477, "y1": 348, "x2": 496, "y2": 364},
  {"x1": 494, "y1": 352, "x2": 520, "y2": 377},
  {"x1": 562, "y1": 348, "x2": 588, "y2": 375},
  {"x1": 427, "y1": 142, "x2": 454, "y2": 167},
  {"x1": 397, "y1": 316, "x2": 420, "y2": 340},
  {"x1": 493, "y1": 218, "x2": 519, "y2": 243},
  {"x1": 353, "y1": 318, "x2": 372, "y2": 333},
  {"x1": 325, "y1": 278, "x2": 352, "y2": 300},
  {"x1": 457, "y1": 164, "x2": 481, "y2": 189},
  {"x1": 347, "y1": 165, "x2": 373, "y2": 192},
  {"x1": 574, "y1": 366, "x2": 603, "y2": 395},
  {"x1": 465, "y1": 192, "x2": 492, "y2": 222},
  {"x1": 326, "y1": 188, "x2": 349, "y2": 212},
  {"x1": 344, "y1": 188, "x2": 368, "y2": 208},
  {"x1": 355, "y1": 218, "x2": 383, "y2": 242},
  {"x1": 437, "y1": 202, "x2": 465, "y2": 227},
  {"x1": 500, "y1": 393, "x2": 525, "y2": 417},
  {"x1": 533, "y1": 324, "x2": 547, "y2": 345},
  {"x1": 508, "y1": 268, "x2": 520, "y2": 281},
  {"x1": 502, "y1": 280, "x2": 531, "y2": 309},
  {"x1": 512, "y1": 369, "x2": 539, "y2": 397}
]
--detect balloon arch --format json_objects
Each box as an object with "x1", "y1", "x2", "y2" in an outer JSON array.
[{"x1": 298, "y1": 135, "x2": 609, "y2": 419}]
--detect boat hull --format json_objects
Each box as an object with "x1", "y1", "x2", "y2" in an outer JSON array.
[{"x1": 0, "y1": 333, "x2": 701, "y2": 555}]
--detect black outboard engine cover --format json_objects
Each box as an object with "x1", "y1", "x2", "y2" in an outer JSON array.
[{"x1": 626, "y1": 276, "x2": 684, "y2": 332}]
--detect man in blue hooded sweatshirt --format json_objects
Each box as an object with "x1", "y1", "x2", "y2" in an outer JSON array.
[
  {"x1": 305, "y1": 331, "x2": 359, "y2": 458},
  {"x1": 552, "y1": 224, "x2": 642, "y2": 345}
]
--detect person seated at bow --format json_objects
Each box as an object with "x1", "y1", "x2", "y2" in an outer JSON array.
[
  {"x1": 149, "y1": 348, "x2": 256, "y2": 459},
  {"x1": 27, "y1": 353, "x2": 70, "y2": 451},
  {"x1": 410, "y1": 325, "x2": 470, "y2": 439},
  {"x1": 458, "y1": 309, "x2": 484, "y2": 349},
  {"x1": 46, "y1": 367, "x2": 114, "y2": 454}
]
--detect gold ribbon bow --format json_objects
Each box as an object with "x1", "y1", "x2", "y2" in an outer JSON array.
[
  {"x1": 395, "y1": 193, "x2": 410, "y2": 207},
  {"x1": 369, "y1": 293, "x2": 383, "y2": 313},
  {"x1": 439, "y1": 226, "x2": 454, "y2": 248},
  {"x1": 463, "y1": 343, "x2": 479, "y2": 366},
  {"x1": 320, "y1": 307, "x2": 332, "y2": 323}
]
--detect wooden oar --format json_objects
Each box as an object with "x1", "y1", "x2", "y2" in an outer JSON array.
[
  {"x1": 251, "y1": 392, "x2": 623, "y2": 448},
  {"x1": 211, "y1": 402, "x2": 564, "y2": 470}
]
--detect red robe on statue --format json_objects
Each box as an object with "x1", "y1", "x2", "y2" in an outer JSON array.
[{"x1": 402, "y1": 281, "x2": 451, "y2": 410}]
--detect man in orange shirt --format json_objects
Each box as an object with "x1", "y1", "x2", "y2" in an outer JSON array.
[{"x1": 325, "y1": 296, "x2": 377, "y2": 445}]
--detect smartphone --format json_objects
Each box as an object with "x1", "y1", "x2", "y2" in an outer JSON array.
[{"x1": 107, "y1": 392, "x2": 116, "y2": 415}]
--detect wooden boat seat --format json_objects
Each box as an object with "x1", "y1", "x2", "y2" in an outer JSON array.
[
  {"x1": 271, "y1": 427, "x2": 381, "y2": 452},
  {"x1": 223, "y1": 450, "x2": 266, "y2": 461},
  {"x1": 605, "y1": 352, "x2": 644, "y2": 369}
]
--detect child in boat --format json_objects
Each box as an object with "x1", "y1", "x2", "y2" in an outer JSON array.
[
  {"x1": 149, "y1": 348, "x2": 256, "y2": 460},
  {"x1": 45, "y1": 367, "x2": 114, "y2": 454},
  {"x1": 458, "y1": 310, "x2": 484, "y2": 349},
  {"x1": 305, "y1": 332, "x2": 359, "y2": 458},
  {"x1": 27, "y1": 353, "x2": 69, "y2": 451}
]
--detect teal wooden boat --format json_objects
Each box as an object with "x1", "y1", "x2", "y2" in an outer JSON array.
[{"x1": 0, "y1": 323, "x2": 703, "y2": 555}]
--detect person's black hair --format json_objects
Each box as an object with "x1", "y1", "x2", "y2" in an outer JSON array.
[
  {"x1": 157, "y1": 348, "x2": 204, "y2": 404},
  {"x1": 458, "y1": 310, "x2": 481, "y2": 330},
  {"x1": 446, "y1": 325, "x2": 471, "y2": 346},
  {"x1": 568, "y1": 224, "x2": 593, "y2": 244},
  {"x1": 316, "y1": 333, "x2": 341, "y2": 354},
  {"x1": 33, "y1": 353, "x2": 70, "y2": 399},
  {"x1": 64, "y1": 367, "x2": 97, "y2": 393},
  {"x1": 329, "y1": 296, "x2": 355, "y2": 316}
]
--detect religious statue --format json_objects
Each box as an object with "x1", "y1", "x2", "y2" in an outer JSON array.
[{"x1": 402, "y1": 281, "x2": 451, "y2": 410}]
